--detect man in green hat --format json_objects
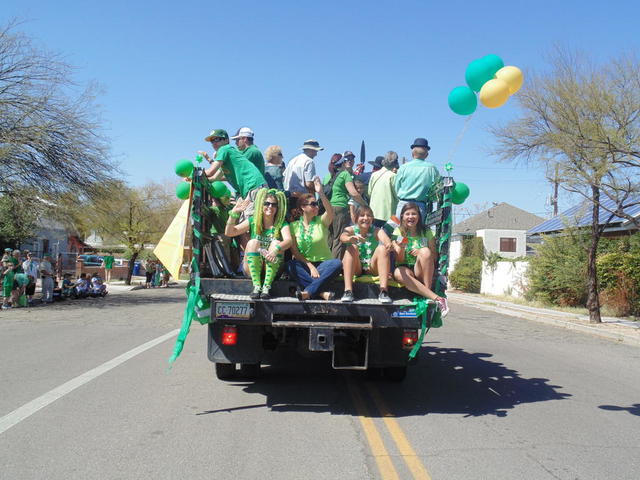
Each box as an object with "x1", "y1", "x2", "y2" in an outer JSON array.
[{"x1": 200, "y1": 129, "x2": 267, "y2": 219}]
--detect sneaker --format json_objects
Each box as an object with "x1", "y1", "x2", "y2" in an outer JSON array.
[
  {"x1": 260, "y1": 287, "x2": 271, "y2": 300},
  {"x1": 435, "y1": 297, "x2": 450, "y2": 317},
  {"x1": 250, "y1": 286, "x2": 261, "y2": 300},
  {"x1": 341, "y1": 290, "x2": 354, "y2": 303},
  {"x1": 378, "y1": 290, "x2": 392, "y2": 304},
  {"x1": 1, "y1": 305, "x2": 10, "y2": 310}
]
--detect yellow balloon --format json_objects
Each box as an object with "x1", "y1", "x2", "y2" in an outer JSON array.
[
  {"x1": 495, "y1": 66, "x2": 524, "y2": 94},
  {"x1": 479, "y1": 79, "x2": 510, "y2": 108}
]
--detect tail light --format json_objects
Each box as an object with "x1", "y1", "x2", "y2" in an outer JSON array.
[
  {"x1": 221, "y1": 325, "x2": 238, "y2": 345},
  {"x1": 402, "y1": 329, "x2": 418, "y2": 349}
]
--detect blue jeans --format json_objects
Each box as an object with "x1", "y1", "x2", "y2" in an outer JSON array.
[
  {"x1": 396, "y1": 200, "x2": 427, "y2": 222},
  {"x1": 287, "y1": 259, "x2": 343, "y2": 298}
]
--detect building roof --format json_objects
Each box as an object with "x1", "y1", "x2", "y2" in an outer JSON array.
[
  {"x1": 453, "y1": 203, "x2": 546, "y2": 235},
  {"x1": 528, "y1": 194, "x2": 640, "y2": 235}
]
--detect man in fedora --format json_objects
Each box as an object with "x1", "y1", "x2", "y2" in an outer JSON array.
[
  {"x1": 201, "y1": 128, "x2": 267, "y2": 218},
  {"x1": 231, "y1": 127, "x2": 265, "y2": 175},
  {"x1": 394, "y1": 138, "x2": 441, "y2": 219},
  {"x1": 283, "y1": 139, "x2": 323, "y2": 198}
]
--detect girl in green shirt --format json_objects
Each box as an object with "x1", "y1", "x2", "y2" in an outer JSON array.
[
  {"x1": 225, "y1": 188, "x2": 292, "y2": 299},
  {"x1": 339, "y1": 205, "x2": 393, "y2": 304},
  {"x1": 392, "y1": 202, "x2": 449, "y2": 316}
]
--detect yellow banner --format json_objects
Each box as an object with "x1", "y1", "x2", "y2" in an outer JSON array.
[{"x1": 153, "y1": 200, "x2": 190, "y2": 280}]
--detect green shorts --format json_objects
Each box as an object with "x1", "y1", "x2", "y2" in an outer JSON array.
[{"x1": 2, "y1": 284, "x2": 12, "y2": 297}]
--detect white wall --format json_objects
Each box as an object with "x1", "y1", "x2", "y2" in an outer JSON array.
[
  {"x1": 477, "y1": 229, "x2": 527, "y2": 258},
  {"x1": 481, "y1": 261, "x2": 529, "y2": 298},
  {"x1": 448, "y1": 238, "x2": 462, "y2": 274}
]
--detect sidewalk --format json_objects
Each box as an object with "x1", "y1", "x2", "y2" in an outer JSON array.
[{"x1": 448, "y1": 292, "x2": 640, "y2": 347}]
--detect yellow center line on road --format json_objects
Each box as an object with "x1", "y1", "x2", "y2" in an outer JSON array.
[
  {"x1": 366, "y1": 383, "x2": 433, "y2": 480},
  {"x1": 347, "y1": 381, "x2": 400, "y2": 480}
]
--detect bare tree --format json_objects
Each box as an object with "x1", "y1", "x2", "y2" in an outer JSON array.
[
  {"x1": 491, "y1": 49, "x2": 640, "y2": 323},
  {"x1": 0, "y1": 21, "x2": 117, "y2": 197}
]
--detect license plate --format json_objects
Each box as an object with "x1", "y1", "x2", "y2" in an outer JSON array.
[{"x1": 215, "y1": 302, "x2": 251, "y2": 319}]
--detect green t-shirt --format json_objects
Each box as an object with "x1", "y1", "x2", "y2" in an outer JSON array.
[
  {"x1": 248, "y1": 216, "x2": 287, "y2": 250},
  {"x1": 240, "y1": 145, "x2": 265, "y2": 175},
  {"x1": 216, "y1": 144, "x2": 266, "y2": 197},
  {"x1": 393, "y1": 228, "x2": 434, "y2": 266},
  {"x1": 103, "y1": 255, "x2": 114, "y2": 269},
  {"x1": 291, "y1": 216, "x2": 333, "y2": 262},
  {"x1": 330, "y1": 170, "x2": 354, "y2": 208}
]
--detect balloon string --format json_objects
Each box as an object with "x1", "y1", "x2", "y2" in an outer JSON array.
[{"x1": 446, "y1": 114, "x2": 474, "y2": 163}]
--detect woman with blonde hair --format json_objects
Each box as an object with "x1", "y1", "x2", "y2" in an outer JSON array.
[
  {"x1": 263, "y1": 145, "x2": 285, "y2": 191},
  {"x1": 226, "y1": 188, "x2": 292, "y2": 299}
]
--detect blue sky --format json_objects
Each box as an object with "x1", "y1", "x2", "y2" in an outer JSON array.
[{"x1": 5, "y1": 0, "x2": 639, "y2": 220}]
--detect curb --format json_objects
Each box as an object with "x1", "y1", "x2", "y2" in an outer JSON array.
[{"x1": 448, "y1": 292, "x2": 640, "y2": 347}]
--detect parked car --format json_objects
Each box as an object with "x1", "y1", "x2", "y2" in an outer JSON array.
[{"x1": 77, "y1": 254, "x2": 103, "y2": 266}]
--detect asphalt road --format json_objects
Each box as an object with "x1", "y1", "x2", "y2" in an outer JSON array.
[{"x1": 1, "y1": 288, "x2": 639, "y2": 480}]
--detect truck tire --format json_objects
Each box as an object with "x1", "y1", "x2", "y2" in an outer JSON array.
[
  {"x1": 215, "y1": 363, "x2": 236, "y2": 380},
  {"x1": 239, "y1": 363, "x2": 261, "y2": 379},
  {"x1": 384, "y1": 366, "x2": 407, "y2": 382}
]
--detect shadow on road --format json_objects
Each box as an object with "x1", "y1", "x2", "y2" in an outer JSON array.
[
  {"x1": 599, "y1": 404, "x2": 640, "y2": 417},
  {"x1": 201, "y1": 343, "x2": 571, "y2": 418}
]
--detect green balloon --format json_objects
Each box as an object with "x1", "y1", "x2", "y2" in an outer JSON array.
[
  {"x1": 451, "y1": 182, "x2": 470, "y2": 204},
  {"x1": 175, "y1": 159, "x2": 194, "y2": 178},
  {"x1": 176, "y1": 181, "x2": 191, "y2": 200},
  {"x1": 448, "y1": 86, "x2": 477, "y2": 115},
  {"x1": 209, "y1": 181, "x2": 231, "y2": 199},
  {"x1": 465, "y1": 58, "x2": 494, "y2": 92},
  {"x1": 483, "y1": 54, "x2": 504, "y2": 77}
]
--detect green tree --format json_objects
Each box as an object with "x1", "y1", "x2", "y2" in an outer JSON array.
[
  {"x1": 0, "y1": 193, "x2": 39, "y2": 246},
  {"x1": 491, "y1": 50, "x2": 640, "y2": 323},
  {"x1": 0, "y1": 22, "x2": 116, "y2": 197}
]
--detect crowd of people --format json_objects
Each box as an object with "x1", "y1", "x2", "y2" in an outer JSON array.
[
  {"x1": 1, "y1": 250, "x2": 110, "y2": 309},
  {"x1": 200, "y1": 127, "x2": 450, "y2": 316}
]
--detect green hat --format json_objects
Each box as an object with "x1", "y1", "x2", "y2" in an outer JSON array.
[
  {"x1": 209, "y1": 181, "x2": 231, "y2": 199},
  {"x1": 204, "y1": 129, "x2": 229, "y2": 142}
]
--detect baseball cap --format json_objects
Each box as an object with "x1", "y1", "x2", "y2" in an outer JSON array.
[
  {"x1": 230, "y1": 127, "x2": 254, "y2": 139},
  {"x1": 204, "y1": 129, "x2": 229, "y2": 142},
  {"x1": 343, "y1": 150, "x2": 356, "y2": 159}
]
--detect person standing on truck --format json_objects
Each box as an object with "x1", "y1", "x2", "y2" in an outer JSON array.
[
  {"x1": 340, "y1": 205, "x2": 393, "y2": 304},
  {"x1": 329, "y1": 152, "x2": 368, "y2": 259},
  {"x1": 201, "y1": 129, "x2": 267, "y2": 220},
  {"x1": 225, "y1": 188, "x2": 292, "y2": 299},
  {"x1": 263, "y1": 145, "x2": 285, "y2": 191},
  {"x1": 288, "y1": 177, "x2": 342, "y2": 301},
  {"x1": 368, "y1": 151, "x2": 399, "y2": 226},
  {"x1": 394, "y1": 138, "x2": 441, "y2": 221},
  {"x1": 232, "y1": 127, "x2": 265, "y2": 175},
  {"x1": 283, "y1": 139, "x2": 323, "y2": 216},
  {"x1": 391, "y1": 203, "x2": 449, "y2": 316}
]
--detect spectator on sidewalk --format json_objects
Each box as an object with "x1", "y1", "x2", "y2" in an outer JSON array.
[
  {"x1": 144, "y1": 259, "x2": 154, "y2": 289},
  {"x1": 101, "y1": 251, "x2": 115, "y2": 283},
  {"x1": 75, "y1": 273, "x2": 90, "y2": 298},
  {"x1": 40, "y1": 254, "x2": 55, "y2": 304},
  {"x1": 22, "y1": 253, "x2": 39, "y2": 305}
]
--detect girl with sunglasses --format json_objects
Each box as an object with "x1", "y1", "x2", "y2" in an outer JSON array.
[
  {"x1": 288, "y1": 177, "x2": 343, "y2": 301},
  {"x1": 340, "y1": 205, "x2": 393, "y2": 303},
  {"x1": 392, "y1": 202, "x2": 449, "y2": 316},
  {"x1": 226, "y1": 188, "x2": 291, "y2": 299}
]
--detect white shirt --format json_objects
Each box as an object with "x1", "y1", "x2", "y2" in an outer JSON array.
[
  {"x1": 23, "y1": 259, "x2": 40, "y2": 278},
  {"x1": 283, "y1": 153, "x2": 316, "y2": 194}
]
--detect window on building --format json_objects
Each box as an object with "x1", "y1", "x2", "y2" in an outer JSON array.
[{"x1": 500, "y1": 237, "x2": 517, "y2": 252}]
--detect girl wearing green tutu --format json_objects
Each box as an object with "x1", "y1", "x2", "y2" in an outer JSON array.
[
  {"x1": 339, "y1": 205, "x2": 393, "y2": 304},
  {"x1": 225, "y1": 188, "x2": 291, "y2": 299},
  {"x1": 392, "y1": 202, "x2": 449, "y2": 316}
]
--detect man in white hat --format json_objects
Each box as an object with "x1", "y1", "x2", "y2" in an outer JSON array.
[
  {"x1": 283, "y1": 139, "x2": 323, "y2": 199},
  {"x1": 231, "y1": 127, "x2": 265, "y2": 175}
]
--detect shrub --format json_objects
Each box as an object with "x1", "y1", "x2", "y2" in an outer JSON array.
[
  {"x1": 597, "y1": 251, "x2": 640, "y2": 316},
  {"x1": 526, "y1": 233, "x2": 588, "y2": 307},
  {"x1": 450, "y1": 257, "x2": 482, "y2": 293},
  {"x1": 462, "y1": 236, "x2": 485, "y2": 259}
]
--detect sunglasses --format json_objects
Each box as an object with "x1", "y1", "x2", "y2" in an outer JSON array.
[
  {"x1": 304, "y1": 201, "x2": 319, "y2": 207},
  {"x1": 263, "y1": 201, "x2": 278, "y2": 208}
]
